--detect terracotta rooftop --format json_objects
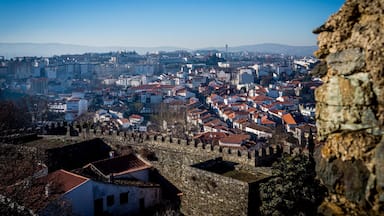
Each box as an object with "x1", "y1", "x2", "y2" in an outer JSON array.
[
  {"x1": 248, "y1": 107, "x2": 257, "y2": 113},
  {"x1": 88, "y1": 154, "x2": 151, "y2": 176},
  {"x1": 246, "y1": 123, "x2": 273, "y2": 133},
  {"x1": 193, "y1": 132, "x2": 227, "y2": 140},
  {"x1": 45, "y1": 169, "x2": 89, "y2": 193},
  {"x1": 282, "y1": 113, "x2": 297, "y2": 125},
  {"x1": 130, "y1": 114, "x2": 143, "y2": 119},
  {"x1": 234, "y1": 118, "x2": 248, "y2": 124},
  {"x1": 261, "y1": 116, "x2": 276, "y2": 125},
  {"x1": 219, "y1": 134, "x2": 250, "y2": 145},
  {"x1": 250, "y1": 95, "x2": 273, "y2": 102},
  {"x1": 119, "y1": 118, "x2": 130, "y2": 123}
]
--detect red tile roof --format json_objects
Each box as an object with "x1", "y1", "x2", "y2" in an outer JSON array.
[
  {"x1": 120, "y1": 118, "x2": 130, "y2": 123},
  {"x1": 246, "y1": 123, "x2": 273, "y2": 133},
  {"x1": 219, "y1": 134, "x2": 250, "y2": 145},
  {"x1": 193, "y1": 132, "x2": 227, "y2": 140},
  {"x1": 250, "y1": 95, "x2": 273, "y2": 102},
  {"x1": 248, "y1": 107, "x2": 257, "y2": 113},
  {"x1": 261, "y1": 116, "x2": 276, "y2": 125},
  {"x1": 89, "y1": 154, "x2": 151, "y2": 176},
  {"x1": 45, "y1": 169, "x2": 89, "y2": 193},
  {"x1": 130, "y1": 114, "x2": 143, "y2": 119},
  {"x1": 282, "y1": 113, "x2": 297, "y2": 125}
]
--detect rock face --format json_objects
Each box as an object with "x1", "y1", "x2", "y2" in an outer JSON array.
[{"x1": 314, "y1": 0, "x2": 384, "y2": 215}]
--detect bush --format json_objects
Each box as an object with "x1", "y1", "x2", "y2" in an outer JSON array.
[{"x1": 259, "y1": 154, "x2": 326, "y2": 216}]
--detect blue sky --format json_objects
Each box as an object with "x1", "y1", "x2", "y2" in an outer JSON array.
[{"x1": 0, "y1": 0, "x2": 344, "y2": 48}]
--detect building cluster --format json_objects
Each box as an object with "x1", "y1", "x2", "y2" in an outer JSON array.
[
  {"x1": 0, "y1": 49, "x2": 319, "y2": 146},
  {"x1": 187, "y1": 78, "x2": 319, "y2": 152},
  {"x1": 0, "y1": 48, "x2": 323, "y2": 216}
]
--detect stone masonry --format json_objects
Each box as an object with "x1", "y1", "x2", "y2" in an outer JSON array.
[
  {"x1": 313, "y1": 0, "x2": 384, "y2": 215},
  {"x1": 99, "y1": 133, "x2": 273, "y2": 216}
]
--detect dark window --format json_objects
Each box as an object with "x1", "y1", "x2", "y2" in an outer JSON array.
[
  {"x1": 139, "y1": 198, "x2": 145, "y2": 211},
  {"x1": 120, "y1": 192, "x2": 129, "y2": 204},
  {"x1": 94, "y1": 198, "x2": 103, "y2": 216},
  {"x1": 107, "y1": 195, "x2": 114, "y2": 206}
]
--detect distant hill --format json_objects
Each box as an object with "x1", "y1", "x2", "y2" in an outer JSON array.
[
  {"x1": 0, "y1": 42, "x2": 317, "y2": 58},
  {"x1": 0, "y1": 43, "x2": 184, "y2": 58},
  {"x1": 227, "y1": 43, "x2": 317, "y2": 56}
]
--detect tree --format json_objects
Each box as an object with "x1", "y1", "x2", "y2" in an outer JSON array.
[
  {"x1": 0, "y1": 100, "x2": 31, "y2": 131},
  {"x1": 259, "y1": 154, "x2": 326, "y2": 216},
  {"x1": 0, "y1": 145, "x2": 72, "y2": 215},
  {"x1": 307, "y1": 129, "x2": 315, "y2": 157}
]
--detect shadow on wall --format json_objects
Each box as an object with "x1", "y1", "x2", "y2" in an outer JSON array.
[
  {"x1": 191, "y1": 157, "x2": 238, "y2": 174},
  {"x1": 45, "y1": 138, "x2": 112, "y2": 171}
]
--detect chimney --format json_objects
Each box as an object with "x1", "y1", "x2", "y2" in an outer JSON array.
[
  {"x1": 109, "y1": 151, "x2": 115, "y2": 158},
  {"x1": 45, "y1": 183, "x2": 51, "y2": 198}
]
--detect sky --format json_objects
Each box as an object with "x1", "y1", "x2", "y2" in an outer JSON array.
[{"x1": 0, "y1": 0, "x2": 345, "y2": 49}]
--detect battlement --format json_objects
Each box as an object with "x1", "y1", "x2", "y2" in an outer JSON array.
[
  {"x1": 2, "y1": 124, "x2": 303, "y2": 167},
  {"x1": 76, "y1": 128, "x2": 285, "y2": 167}
]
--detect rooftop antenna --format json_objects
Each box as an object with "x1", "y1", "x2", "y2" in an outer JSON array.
[{"x1": 225, "y1": 44, "x2": 228, "y2": 59}]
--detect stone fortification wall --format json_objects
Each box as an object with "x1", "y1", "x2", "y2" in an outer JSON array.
[
  {"x1": 85, "y1": 131, "x2": 283, "y2": 168},
  {"x1": 97, "y1": 133, "x2": 272, "y2": 215},
  {"x1": 314, "y1": 0, "x2": 384, "y2": 215}
]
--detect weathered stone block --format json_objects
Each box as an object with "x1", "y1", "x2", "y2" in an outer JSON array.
[
  {"x1": 320, "y1": 132, "x2": 379, "y2": 161},
  {"x1": 315, "y1": 74, "x2": 373, "y2": 106},
  {"x1": 316, "y1": 103, "x2": 378, "y2": 138},
  {"x1": 316, "y1": 157, "x2": 370, "y2": 204},
  {"x1": 326, "y1": 48, "x2": 365, "y2": 75},
  {"x1": 374, "y1": 137, "x2": 384, "y2": 206}
]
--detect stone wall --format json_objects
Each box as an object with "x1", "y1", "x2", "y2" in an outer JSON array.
[
  {"x1": 29, "y1": 128, "x2": 297, "y2": 215},
  {"x1": 86, "y1": 131, "x2": 283, "y2": 168},
  {"x1": 180, "y1": 165, "x2": 252, "y2": 216},
  {"x1": 313, "y1": 0, "x2": 384, "y2": 215},
  {"x1": 95, "y1": 134, "x2": 272, "y2": 216}
]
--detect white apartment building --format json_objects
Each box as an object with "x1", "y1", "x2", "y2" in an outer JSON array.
[{"x1": 65, "y1": 98, "x2": 88, "y2": 121}]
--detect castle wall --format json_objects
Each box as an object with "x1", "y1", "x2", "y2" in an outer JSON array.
[
  {"x1": 314, "y1": 0, "x2": 384, "y2": 214},
  {"x1": 22, "y1": 127, "x2": 283, "y2": 215},
  {"x1": 92, "y1": 133, "x2": 274, "y2": 216}
]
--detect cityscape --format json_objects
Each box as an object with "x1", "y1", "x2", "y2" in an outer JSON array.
[{"x1": 1, "y1": 0, "x2": 383, "y2": 216}]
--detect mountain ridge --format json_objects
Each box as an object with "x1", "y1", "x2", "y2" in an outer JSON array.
[{"x1": 0, "y1": 42, "x2": 317, "y2": 58}]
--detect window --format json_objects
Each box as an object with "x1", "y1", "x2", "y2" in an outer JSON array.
[
  {"x1": 107, "y1": 195, "x2": 114, "y2": 206},
  {"x1": 94, "y1": 198, "x2": 103, "y2": 216},
  {"x1": 120, "y1": 192, "x2": 129, "y2": 204}
]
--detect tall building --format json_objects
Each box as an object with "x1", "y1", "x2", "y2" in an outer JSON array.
[{"x1": 30, "y1": 77, "x2": 48, "y2": 95}]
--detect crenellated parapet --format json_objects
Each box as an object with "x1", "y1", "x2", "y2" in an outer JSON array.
[{"x1": 69, "y1": 129, "x2": 291, "y2": 167}]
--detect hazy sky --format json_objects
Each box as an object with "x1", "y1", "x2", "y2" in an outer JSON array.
[{"x1": 0, "y1": 0, "x2": 344, "y2": 48}]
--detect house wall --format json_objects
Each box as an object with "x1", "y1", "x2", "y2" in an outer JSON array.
[
  {"x1": 91, "y1": 181, "x2": 160, "y2": 216},
  {"x1": 245, "y1": 127, "x2": 272, "y2": 138},
  {"x1": 117, "y1": 169, "x2": 149, "y2": 182},
  {"x1": 64, "y1": 180, "x2": 94, "y2": 216}
]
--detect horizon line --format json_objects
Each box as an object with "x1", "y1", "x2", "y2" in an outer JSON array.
[{"x1": 0, "y1": 41, "x2": 317, "y2": 49}]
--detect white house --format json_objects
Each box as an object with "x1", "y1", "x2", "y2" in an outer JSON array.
[
  {"x1": 117, "y1": 118, "x2": 131, "y2": 129},
  {"x1": 65, "y1": 98, "x2": 88, "y2": 122},
  {"x1": 282, "y1": 113, "x2": 297, "y2": 133},
  {"x1": 39, "y1": 154, "x2": 161, "y2": 216},
  {"x1": 299, "y1": 104, "x2": 315, "y2": 118},
  {"x1": 129, "y1": 114, "x2": 144, "y2": 125},
  {"x1": 245, "y1": 123, "x2": 273, "y2": 139},
  {"x1": 48, "y1": 101, "x2": 66, "y2": 113}
]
